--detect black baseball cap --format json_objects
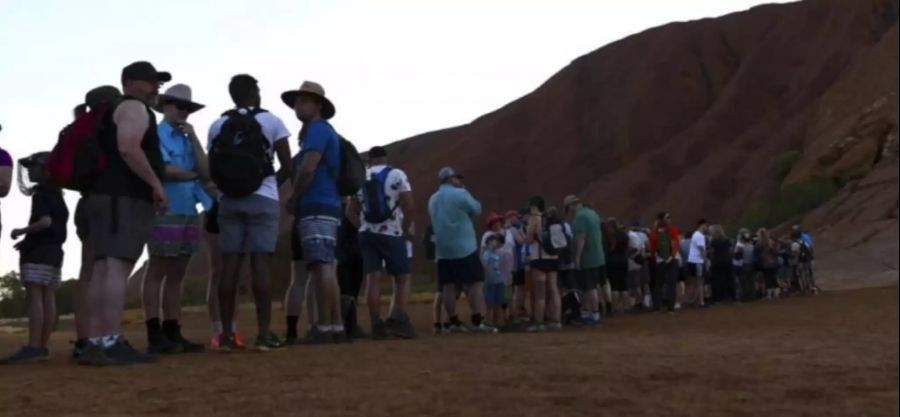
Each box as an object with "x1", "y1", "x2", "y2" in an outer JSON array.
[
  {"x1": 369, "y1": 146, "x2": 388, "y2": 159},
  {"x1": 121, "y1": 61, "x2": 171, "y2": 84}
]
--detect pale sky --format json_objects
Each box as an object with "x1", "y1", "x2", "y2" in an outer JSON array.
[{"x1": 0, "y1": 0, "x2": 787, "y2": 280}]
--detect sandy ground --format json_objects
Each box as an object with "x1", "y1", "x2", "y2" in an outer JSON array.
[{"x1": 0, "y1": 287, "x2": 897, "y2": 417}]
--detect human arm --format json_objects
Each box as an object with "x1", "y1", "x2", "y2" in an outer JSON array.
[
  {"x1": 114, "y1": 101, "x2": 166, "y2": 211},
  {"x1": 164, "y1": 164, "x2": 199, "y2": 181},
  {"x1": 460, "y1": 189, "x2": 482, "y2": 218},
  {"x1": 11, "y1": 216, "x2": 52, "y2": 240},
  {"x1": 274, "y1": 138, "x2": 292, "y2": 186},
  {"x1": 286, "y1": 150, "x2": 320, "y2": 215},
  {"x1": 346, "y1": 196, "x2": 362, "y2": 229},
  {"x1": 182, "y1": 123, "x2": 210, "y2": 181}
]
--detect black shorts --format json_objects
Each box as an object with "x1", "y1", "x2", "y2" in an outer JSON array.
[
  {"x1": 576, "y1": 267, "x2": 604, "y2": 291},
  {"x1": 512, "y1": 269, "x2": 525, "y2": 286},
  {"x1": 437, "y1": 252, "x2": 484, "y2": 288},
  {"x1": 204, "y1": 202, "x2": 220, "y2": 235},
  {"x1": 529, "y1": 259, "x2": 559, "y2": 273},
  {"x1": 608, "y1": 263, "x2": 628, "y2": 292}
]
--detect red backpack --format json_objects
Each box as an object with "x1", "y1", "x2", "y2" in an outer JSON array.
[{"x1": 44, "y1": 101, "x2": 114, "y2": 192}]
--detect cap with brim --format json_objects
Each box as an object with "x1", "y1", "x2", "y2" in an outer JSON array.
[
  {"x1": 152, "y1": 83, "x2": 205, "y2": 114},
  {"x1": 485, "y1": 213, "x2": 503, "y2": 228},
  {"x1": 281, "y1": 81, "x2": 336, "y2": 119},
  {"x1": 438, "y1": 167, "x2": 464, "y2": 182},
  {"x1": 122, "y1": 61, "x2": 172, "y2": 84},
  {"x1": 85, "y1": 85, "x2": 121, "y2": 109},
  {"x1": 563, "y1": 195, "x2": 581, "y2": 207}
]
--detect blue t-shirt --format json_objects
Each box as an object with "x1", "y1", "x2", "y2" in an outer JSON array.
[
  {"x1": 482, "y1": 250, "x2": 503, "y2": 285},
  {"x1": 428, "y1": 184, "x2": 482, "y2": 260},
  {"x1": 296, "y1": 120, "x2": 342, "y2": 218},
  {"x1": 158, "y1": 121, "x2": 212, "y2": 216}
]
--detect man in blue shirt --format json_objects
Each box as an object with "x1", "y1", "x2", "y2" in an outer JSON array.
[
  {"x1": 428, "y1": 167, "x2": 497, "y2": 333},
  {"x1": 283, "y1": 81, "x2": 347, "y2": 344},
  {"x1": 143, "y1": 84, "x2": 211, "y2": 355}
]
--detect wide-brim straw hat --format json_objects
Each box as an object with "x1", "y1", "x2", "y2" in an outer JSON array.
[
  {"x1": 153, "y1": 83, "x2": 205, "y2": 114},
  {"x1": 281, "y1": 81, "x2": 336, "y2": 120}
]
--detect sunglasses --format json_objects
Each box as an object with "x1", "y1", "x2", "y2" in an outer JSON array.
[{"x1": 165, "y1": 101, "x2": 193, "y2": 112}]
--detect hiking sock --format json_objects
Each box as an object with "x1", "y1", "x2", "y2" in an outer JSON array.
[
  {"x1": 102, "y1": 335, "x2": 120, "y2": 348},
  {"x1": 317, "y1": 324, "x2": 332, "y2": 333},
  {"x1": 211, "y1": 321, "x2": 223, "y2": 335},
  {"x1": 472, "y1": 314, "x2": 484, "y2": 327},
  {"x1": 332, "y1": 324, "x2": 345, "y2": 334},
  {"x1": 286, "y1": 316, "x2": 299, "y2": 339},
  {"x1": 146, "y1": 318, "x2": 161, "y2": 341},
  {"x1": 89, "y1": 337, "x2": 104, "y2": 347}
]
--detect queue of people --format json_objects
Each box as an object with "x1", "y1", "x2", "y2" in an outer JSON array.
[{"x1": 0, "y1": 60, "x2": 819, "y2": 366}]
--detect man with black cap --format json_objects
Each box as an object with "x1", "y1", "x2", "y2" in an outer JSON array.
[
  {"x1": 78, "y1": 61, "x2": 170, "y2": 366},
  {"x1": 347, "y1": 145, "x2": 416, "y2": 339},
  {"x1": 283, "y1": 81, "x2": 348, "y2": 343},
  {"x1": 428, "y1": 167, "x2": 497, "y2": 333}
]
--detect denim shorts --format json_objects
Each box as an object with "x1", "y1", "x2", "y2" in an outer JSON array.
[
  {"x1": 360, "y1": 232, "x2": 410, "y2": 276},
  {"x1": 298, "y1": 215, "x2": 340, "y2": 265},
  {"x1": 484, "y1": 283, "x2": 506, "y2": 307},
  {"x1": 218, "y1": 194, "x2": 280, "y2": 254}
]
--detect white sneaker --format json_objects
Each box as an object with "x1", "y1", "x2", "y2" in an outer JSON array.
[
  {"x1": 473, "y1": 323, "x2": 498, "y2": 334},
  {"x1": 674, "y1": 303, "x2": 682, "y2": 310},
  {"x1": 448, "y1": 324, "x2": 469, "y2": 334},
  {"x1": 547, "y1": 322, "x2": 563, "y2": 331},
  {"x1": 525, "y1": 324, "x2": 546, "y2": 333}
]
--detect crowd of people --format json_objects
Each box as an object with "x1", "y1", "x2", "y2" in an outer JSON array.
[{"x1": 0, "y1": 60, "x2": 819, "y2": 367}]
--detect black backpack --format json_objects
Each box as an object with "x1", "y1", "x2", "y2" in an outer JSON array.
[
  {"x1": 337, "y1": 136, "x2": 365, "y2": 196},
  {"x1": 541, "y1": 216, "x2": 570, "y2": 257},
  {"x1": 209, "y1": 109, "x2": 274, "y2": 198}
]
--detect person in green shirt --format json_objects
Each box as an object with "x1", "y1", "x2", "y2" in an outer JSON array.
[{"x1": 564, "y1": 195, "x2": 605, "y2": 325}]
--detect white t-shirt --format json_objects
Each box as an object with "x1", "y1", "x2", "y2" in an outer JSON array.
[
  {"x1": 688, "y1": 230, "x2": 707, "y2": 265},
  {"x1": 207, "y1": 108, "x2": 291, "y2": 201},
  {"x1": 358, "y1": 164, "x2": 412, "y2": 237}
]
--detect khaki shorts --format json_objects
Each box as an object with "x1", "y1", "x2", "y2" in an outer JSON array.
[{"x1": 86, "y1": 194, "x2": 155, "y2": 262}]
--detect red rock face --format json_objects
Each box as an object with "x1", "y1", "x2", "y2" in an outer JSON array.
[
  {"x1": 385, "y1": 0, "x2": 899, "y2": 287},
  {"x1": 129, "y1": 0, "x2": 899, "y2": 296}
]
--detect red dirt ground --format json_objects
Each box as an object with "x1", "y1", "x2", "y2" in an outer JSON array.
[{"x1": 0, "y1": 287, "x2": 897, "y2": 417}]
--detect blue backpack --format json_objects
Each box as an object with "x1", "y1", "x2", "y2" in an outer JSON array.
[{"x1": 361, "y1": 167, "x2": 396, "y2": 224}]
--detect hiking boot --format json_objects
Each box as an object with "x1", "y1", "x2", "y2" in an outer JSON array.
[
  {"x1": 301, "y1": 326, "x2": 333, "y2": 345},
  {"x1": 77, "y1": 343, "x2": 113, "y2": 366},
  {"x1": 1, "y1": 346, "x2": 48, "y2": 365},
  {"x1": 71, "y1": 339, "x2": 87, "y2": 360},
  {"x1": 255, "y1": 333, "x2": 286, "y2": 352},
  {"x1": 371, "y1": 319, "x2": 390, "y2": 340},
  {"x1": 147, "y1": 331, "x2": 181, "y2": 355},
  {"x1": 386, "y1": 317, "x2": 416, "y2": 340},
  {"x1": 472, "y1": 323, "x2": 499, "y2": 334},
  {"x1": 448, "y1": 324, "x2": 469, "y2": 334},
  {"x1": 163, "y1": 322, "x2": 205, "y2": 353},
  {"x1": 105, "y1": 339, "x2": 158, "y2": 365}
]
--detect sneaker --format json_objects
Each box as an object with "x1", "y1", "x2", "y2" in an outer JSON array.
[
  {"x1": 371, "y1": 320, "x2": 390, "y2": 340},
  {"x1": 217, "y1": 334, "x2": 241, "y2": 352},
  {"x1": 255, "y1": 333, "x2": 286, "y2": 352},
  {"x1": 105, "y1": 339, "x2": 158, "y2": 365},
  {"x1": 580, "y1": 317, "x2": 601, "y2": 327},
  {"x1": 349, "y1": 327, "x2": 370, "y2": 340},
  {"x1": 210, "y1": 334, "x2": 221, "y2": 350},
  {"x1": 332, "y1": 331, "x2": 352, "y2": 344},
  {"x1": 165, "y1": 323, "x2": 205, "y2": 353},
  {"x1": 233, "y1": 332, "x2": 246, "y2": 349},
  {"x1": 674, "y1": 303, "x2": 682, "y2": 310},
  {"x1": 525, "y1": 324, "x2": 546, "y2": 333},
  {"x1": 301, "y1": 327, "x2": 333, "y2": 345},
  {"x1": 147, "y1": 332, "x2": 181, "y2": 355},
  {"x1": 546, "y1": 322, "x2": 563, "y2": 331},
  {"x1": 472, "y1": 323, "x2": 499, "y2": 334},
  {"x1": 77, "y1": 343, "x2": 113, "y2": 366},
  {"x1": 448, "y1": 324, "x2": 469, "y2": 334},
  {"x1": 1, "y1": 346, "x2": 48, "y2": 365},
  {"x1": 386, "y1": 318, "x2": 416, "y2": 339}
]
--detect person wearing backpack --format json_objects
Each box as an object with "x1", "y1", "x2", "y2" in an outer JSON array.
[
  {"x1": 77, "y1": 61, "x2": 169, "y2": 366},
  {"x1": 686, "y1": 219, "x2": 710, "y2": 308},
  {"x1": 649, "y1": 212, "x2": 682, "y2": 313},
  {"x1": 734, "y1": 228, "x2": 757, "y2": 302},
  {"x1": 139, "y1": 84, "x2": 210, "y2": 355},
  {"x1": 283, "y1": 81, "x2": 349, "y2": 344},
  {"x1": 524, "y1": 196, "x2": 564, "y2": 332},
  {"x1": 66, "y1": 86, "x2": 122, "y2": 359},
  {"x1": 708, "y1": 225, "x2": 735, "y2": 303},
  {"x1": 207, "y1": 74, "x2": 293, "y2": 351},
  {"x1": 755, "y1": 228, "x2": 781, "y2": 299},
  {"x1": 346, "y1": 146, "x2": 416, "y2": 340},
  {"x1": 604, "y1": 218, "x2": 630, "y2": 314},
  {"x1": 564, "y1": 195, "x2": 604, "y2": 325},
  {"x1": 428, "y1": 167, "x2": 497, "y2": 334}
]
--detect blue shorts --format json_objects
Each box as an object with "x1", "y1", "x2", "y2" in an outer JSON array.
[
  {"x1": 298, "y1": 216, "x2": 340, "y2": 265},
  {"x1": 360, "y1": 232, "x2": 410, "y2": 276},
  {"x1": 484, "y1": 283, "x2": 506, "y2": 307}
]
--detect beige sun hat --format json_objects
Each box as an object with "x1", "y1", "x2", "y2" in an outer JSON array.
[
  {"x1": 153, "y1": 83, "x2": 205, "y2": 114},
  {"x1": 280, "y1": 81, "x2": 336, "y2": 120}
]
